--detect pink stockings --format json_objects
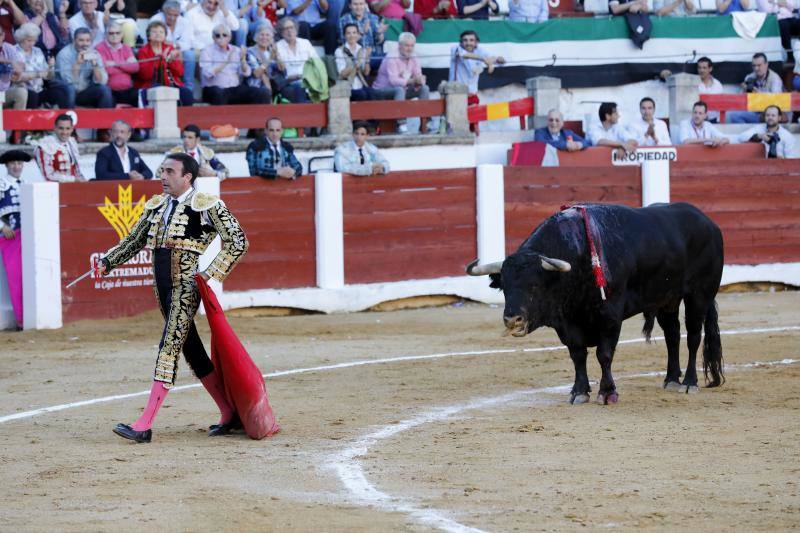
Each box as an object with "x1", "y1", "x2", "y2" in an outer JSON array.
[
  {"x1": 0, "y1": 231, "x2": 22, "y2": 328},
  {"x1": 200, "y1": 370, "x2": 235, "y2": 425}
]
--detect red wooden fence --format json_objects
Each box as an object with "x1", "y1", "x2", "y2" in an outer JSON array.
[
  {"x1": 219, "y1": 177, "x2": 316, "y2": 291},
  {"x1": 342, "y1": 169, "x2": 477, "y2": 284},
  {"x1": 671, "y1": 160, "x2": 800, "y2": 264},
  {"x1": 4, "y1": 108, "x2": 154, "y2": 130},
  {"x1": 503, "y1": 165, "x2": 642, "y2": 253}
]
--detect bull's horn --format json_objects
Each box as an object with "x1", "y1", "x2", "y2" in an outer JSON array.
[
  {"x1": 466, "y1": 259, "x2": 503, "y2": 276},
  {"x1": 540, "y1": 256, "x2": 572, "y2": 272}
]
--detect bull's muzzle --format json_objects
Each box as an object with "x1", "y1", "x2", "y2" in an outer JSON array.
[{"x1": 503, "y1": 315, "x2": 528, "y2": 337}]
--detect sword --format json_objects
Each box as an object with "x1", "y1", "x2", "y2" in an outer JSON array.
[{"x1": 66, "y1": 257, "x2": 100, "y2": 289}]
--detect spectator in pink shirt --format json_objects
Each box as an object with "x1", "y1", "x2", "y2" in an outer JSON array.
[
  {"x1": 95, "y1": 21, "x2": 139, "y2": 106},
  {"x1": 368, "y1": 0, "x2": 410, "y2": 18},
  {"x1": 372, "y1": 31, "x2": 429, "y2": 133}
]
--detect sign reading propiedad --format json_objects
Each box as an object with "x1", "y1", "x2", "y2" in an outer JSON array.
[{"x1": 612, "y1": 147, "x2": 677, "y2": 166}]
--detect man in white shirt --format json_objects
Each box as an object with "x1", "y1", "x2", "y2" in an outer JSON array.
[
  {"x1": 586, "y1": 102, "x2": 638, "y2": 153},
  {"x1": 696, "y1": 56, "x2": 723, "y2": 122},
  {"x1": 627, "y1": 97, "x2": 671, "y2": 146},
  {"x1": 677, "y1": 101, "x2": 730, "y2": 146},
  {"x1": 186, "y1": 0, "x2": 239, "y2": 52},
  {"x1": 151, "y1": 0, "x2": 196, "y2": 90},
  {"x1": 68, "y1": 0, "x2": 106, "y2": 46},
  {"x1": 737, "y1": 105, "x2": 796, "y2": 158}
]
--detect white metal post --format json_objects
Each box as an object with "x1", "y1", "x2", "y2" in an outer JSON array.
[{"x1": 315, "y1": 172, "x2": 345, "y2": 289}]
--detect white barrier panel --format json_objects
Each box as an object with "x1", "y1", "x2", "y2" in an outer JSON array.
[
  {"x1": 476, "y1": 164, "x2": 506, "y2": 265},
  {"x1": 315, "y1": 172, "x2": 344, "y2": 289}
]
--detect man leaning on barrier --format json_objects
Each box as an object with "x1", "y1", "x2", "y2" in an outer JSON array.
[{"x1": 246, "y1": 117, "x2": 304, "y2": 180}]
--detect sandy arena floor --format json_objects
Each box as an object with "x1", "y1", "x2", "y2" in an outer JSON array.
[{"x1": 0, "y1": 291, "x2": 798, "y2": 532}]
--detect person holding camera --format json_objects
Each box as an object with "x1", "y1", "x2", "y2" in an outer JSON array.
[
  {"x1": 55, "y1": 27, "x2": 113, "y2": 108},
  {"x1": 728, "y1": 53, "x2": 784, "y2": 124},
  {"x1": 737, "y1": 105, "x2": 795, "y2": 159}
]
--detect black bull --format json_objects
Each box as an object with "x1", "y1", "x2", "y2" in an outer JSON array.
[{"x1": 467, "y1": 202, "x2": 724, "y2": 405}]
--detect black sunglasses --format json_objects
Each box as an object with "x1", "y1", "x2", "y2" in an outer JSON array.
[{"x1": 213, "y1": 33, "x2": 230, "y2": 38}]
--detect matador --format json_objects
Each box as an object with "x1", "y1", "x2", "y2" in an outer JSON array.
[{"x1": 99, "y1": 153, "x2": 248, "y2": 443}]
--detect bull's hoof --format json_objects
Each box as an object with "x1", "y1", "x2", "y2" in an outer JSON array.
[
  {"x1": 679, "y1": 384, "x2": 700, "y2": 394},
  {"x1": 596, "y1": 392, "x2": 619, "y2": 405},
  {"x1": 664, "y1": 381, "x2": 683, "y2": 392},
  {"x1": 570, "y1": 393, "x2": 590, "y2": 405}
]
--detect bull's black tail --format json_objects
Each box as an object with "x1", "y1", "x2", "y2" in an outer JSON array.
[
  {"x1": 642, "y1": 311, "x2": 656, "y2": 343},
  {"x1": 702, "y1": 301, "x2": 724, "y2": 387}
]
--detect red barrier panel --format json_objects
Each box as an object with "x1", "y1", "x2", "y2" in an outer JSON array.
[
  {"x1": 177, "y1": 103, "x2": 327, "y2": 129},
  {"x1": 60, "y1": 180, "x2": 163, "y2": 322},
  {"x1": 343, "y1": 169, "x2": 477, "y2": 284},
  {"x1": 220, "y1": 177, "x2": 316, "y2": 291},
  {"x1": 350, "y1": 99, "x2": 445, "y2": 121},
  {"x1": 671, "y1": 160, "x2": 800, "y2": 265},
  {"x1": 510, "y1": 143, "x2": 766, "y2": 166},
  {"x1": 4, "y1": 108, "x2": 154, "y2": 130},
  {"x1": 503, "y1": 165, "x2": 642, "y2": 253}
]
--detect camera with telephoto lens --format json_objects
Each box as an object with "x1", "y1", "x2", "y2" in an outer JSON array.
[{"x1": 744, "y1": 78, "x2": 756, "y2": 93}]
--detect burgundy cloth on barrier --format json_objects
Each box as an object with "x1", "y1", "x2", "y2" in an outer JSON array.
[
  {"x1": 509, "y1": 140, "x2": 547, "y2": 166},
  {"x1": 195, "y1": 275, "x2": 280, "y2": 440}
]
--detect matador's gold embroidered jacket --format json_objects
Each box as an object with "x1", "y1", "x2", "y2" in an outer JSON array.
[{"x1": 101, "y1": 190, "x2": 248, "y2": 282}]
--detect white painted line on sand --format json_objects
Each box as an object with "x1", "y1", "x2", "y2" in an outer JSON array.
[{"x1": 0, "y1": 325, "x2": 797, "y2": 425}]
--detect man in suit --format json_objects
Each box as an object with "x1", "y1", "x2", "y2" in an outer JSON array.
[
  {"x1": 533, "y1": 109, "x2": 587, "y2": 152},
  {"x1": 94, "y1": 120, "x2": 153, "y2": 181},
  {"x1": 245, "y1": 117, "x2": 303, "y2": 180}
]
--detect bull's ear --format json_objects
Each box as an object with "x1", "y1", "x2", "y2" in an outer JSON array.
[
  {"x1": 541, "y1": 256, "x2": 571, "y2": 272},
  {"x1": 489, "y1": 273, "x2": 503, "y2": 290}
]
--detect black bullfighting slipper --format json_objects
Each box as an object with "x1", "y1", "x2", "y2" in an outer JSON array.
[
  {"x1": 208, "y1": 414, "x2": 242, "y2": 437},
  {"x1": 113, "y1": 423, "x2": 152, "y2": 443}
]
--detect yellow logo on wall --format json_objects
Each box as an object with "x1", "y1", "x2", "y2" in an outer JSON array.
[{"x1": 98, "y1": 185, "x2": 147, "y2": 239}]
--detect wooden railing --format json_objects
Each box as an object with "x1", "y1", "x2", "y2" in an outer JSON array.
[{"x1": 702, "y1": 93, "x2": 800, "y2": 123}]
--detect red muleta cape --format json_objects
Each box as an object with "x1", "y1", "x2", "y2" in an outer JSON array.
[{"x1": 195, "y1": 275, "x2": 280, "y2": 439}]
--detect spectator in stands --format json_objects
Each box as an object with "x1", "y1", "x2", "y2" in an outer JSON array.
[
  {"x1": 246, "y1": 117, "x2": 304, "y2": 179},
  {"x1": 338, "y1": 0, "x2": 385, "y2": 69},
  {"x1": 101, "y1": 0, "x2": 139, "y2": 46},
  {"x1": 34, "y1": 113, "x2": 87, "y2": 182},
  {"x1": 677, "y1": 101, "x2": 730, "y2": 146},
  {"x1": 716, "y1": 0, "x2": 749, "y2": 13},
  {"x1": 24, "y1": 0, "x2": 70, "y2": 57},
  {"x1": 95, "y1": 119, "x2": 154, "y2": 180},
  {"x1": 534, "y1": 109, "x2": 587, "y2": 152},
  {"x1": 335, "y1": 22, "x2": 371, "y2": 100},
  {"x1": 224, "y1": 0, "x2": 253, "y2": 46},
  {"x1": 69, "y1": 0, "x2": 106, "y2": 46},
  {"x1": 334, "y1": 120, "x2": 390, "y2": 175},
  {"x1": 458, "y1": 0, "x2": 498, "y2": 19},
  {"x1": 587, "y1": 102, "x2": 638, "y2": 153},
  {"x1": 372, "y1": 32, "x2": 430, "y2": 134},
  {"x1": 186, "y1": 0, "x2": 240, "y2": 53},
  {"x1": 737, "y1": 105, "x2": 795, "y2": 158},
  {"x1": 449, "y1": 30, "x2": 504, "y2": 105},
  {"x1": 653, "y1": 0, "x2": 695, "y2": 15},
  {"x1": 245, "y1": 21, "x2": 275, "y2": 101},
  {"x1": 0, "y1": 27, "x2": 28, "y2": 111},
  {"x1": 696, "y1": 56, "x2": 723, "y2": 122},
  {"x1": 627, "y1": 97, "x2": 670, "y2": 146},
  {"x1": 167, "y1": 124, "x2": 230, "y2": 180},
  {"x1": 728, "y1": 53, "x2": 784, "y2": 124},
  {"x1": 96, "y1": 21, "x2": 139, "y2": 106},
  {"x1": 251, "y1": 0, "x2": 279, "y2": 29},
  {"x1": 0, "y1": 0, "x2": 27, "y2": 45},
  {"x1": 285, "y1": 0, "x2": 337, "y2": 55},
  {"x1": 508, "y1": 0, "x2": 548, "y2": 22},
  {"x1": 136, "y1": 20, "x2": 194, "y2": 106},
  {"x1": 200, "y1": 24, "x2": 271, "y2": 105},
  {"x1": 414, "y1": 0, "x2": 457, "y2": 18},
  {"x1": 56, "y1": 27, "x2": 113, "y2": 108},
  {"x1": 368, "y1": 0, "x2": 411, "y2": 21},
  {"x1": 275, "y1": 17, "x2": 317, "y2": 103},
  {"x1": 609, "y1": 0, "x2": 648, "y2": 15},
  {"x1": 14, "y1": 23, "x2": 70, "y2": 109},
  {"x1": 757, "y1": 0, "x2": 800, "y2": 62},
  {"x1": 150, "y1": 0, "x2": 196, "y2": 91}
]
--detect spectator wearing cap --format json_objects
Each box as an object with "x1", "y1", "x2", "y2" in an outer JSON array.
[
  {"x1": 246, "y1": 117, "x2": 303, "y2": 180},
  {"x1": 334, "y1": 121, "x2": 389, "y2": 175},
  {"x1": 534, "y1": 109, "x2": 587, "y2": 152},
  {"x1": 335, "y1": 22, "x2": 370, "y2": 100},
  {"x1": 166, "y1": 124, "x2": 230, "y2": 180},
  {"x1": 414, "y1": 0, "x2": 456, "y2": 18},
  {"x1": 449, "y1": 30, "x2": 504, "y2": 105},
  {"x1": 0, "y1": 27, "x2": 27, "y2": 111},
  {"x1": 95, "y1": 120, "x2": 154, "y2": 181},
  {"x1": 95, "y1": 21, "x2": 139, "y2": 106},
  {"x1": 284, "y1": 0, "x2": 337, "y2": 55},
  {"x1": 338, "y1": 0, "x2": 385, "y2": 69},
  {"x1": 0, "y1": 149, "x2": 32, "y2": 330},
  {"x1": 55, "y1": 27, "x2": 113, "y2": 108},
  {"x1": 68, "y1": 0, "x2": 106, "y2": 46},
  {"x1": 150, "y1": 0, "x2": 196, "y2": 91},
  {"x1": 245, "y1": 20, "x2": 276, "y2": 101},
  {"x1": 136, "y1": 20, "x2": 194, "y2": 106},
  {"x1": 33, "y1": 113, "x2": 88, "y2": 182},
  {"x1": 23, "y1": 0, "x2": 70, "y2": 57},
  {"x1": 274, "y1": 17, "x2": 317, "y2": 103},
  {"x1": 508, "y1": 0, "x2": 548, "y2": 21},
  {"x1": 199, "y1": 23, "x2": 271, "y2": 105}
]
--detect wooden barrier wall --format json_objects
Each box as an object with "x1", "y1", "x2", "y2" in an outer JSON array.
[
  {"x1": 342, "y1": 169, "x2": 477, "y2": 284},
  {"x1": 60, "y1": 181, "x2": 163, "y2": 322},
  {"x1": 503, "y1": 165, "x2": 642, "y2": 253},
  {"x1": 671, "y1": 160, "x2": 800, "y2": 265},
  {"x1": 219, "y1": 177, "x2": 316, "y2": 291}
]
